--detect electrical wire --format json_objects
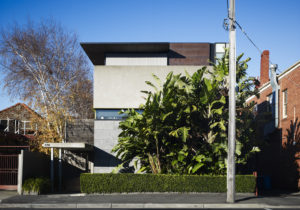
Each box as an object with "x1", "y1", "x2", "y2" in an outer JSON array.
[
  {"x1": 225, "y1": 1, "x2": 300, "y2": 130},
  {"x1": 224, "y1": 0, "x2": 271, "y2": 63},
  {"x1": 224, "y1": 0, "x2": 300, "y2": 89},
  {"x1": 234, "y1": 21, "x2": 263, "y2": 57},
  {"x1": 226, "y1": 0, "x2": 229, "y2": 17},
  {"x1": 235, "y1": 20, "x2": 300, "y2": 89}
]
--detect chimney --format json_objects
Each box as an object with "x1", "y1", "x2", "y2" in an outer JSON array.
[{"x1": 260, "y1": 50, "x2": 270, "y2": 86}]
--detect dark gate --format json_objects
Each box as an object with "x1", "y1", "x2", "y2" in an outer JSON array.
[{"x1": 0, "y1": 155, "x2": 18, "y2": 190}]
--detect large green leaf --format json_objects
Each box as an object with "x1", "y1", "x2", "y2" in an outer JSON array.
[
  {"x1": 112, "y1": 49, "x2": 260, "y2": 175},
  {"x1": 204, "y1": 78, "x2": 213, "y2": 92},
  {"x1": 192, "y1": 163, "x2": 204, "y2": 173},
  {"x1": 180, "y1": 127, "x2": 190, "y2": 143},
  {"x1": 162, "y1": 111, "x2": 173, "y2": 122}
]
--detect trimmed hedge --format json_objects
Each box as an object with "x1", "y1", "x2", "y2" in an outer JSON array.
[{"x1": 80, "y1": 173, "x2": 255, "y2": 193}]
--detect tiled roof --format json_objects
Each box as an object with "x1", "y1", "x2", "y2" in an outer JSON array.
[{"x1": 0, "y1": 103, "x2": 41, "y2": 118}]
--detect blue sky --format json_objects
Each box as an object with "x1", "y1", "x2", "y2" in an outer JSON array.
[{"x1": 0, "y1": 0, "x2": 299, "y2": 110}]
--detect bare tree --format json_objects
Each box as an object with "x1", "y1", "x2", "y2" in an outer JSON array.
[
  {"x1": 68, "y1": 76, "x2": 94, "y2": 119},
  {"x1": 0, "y1": 19, "x2": 93, "y2": 147}
]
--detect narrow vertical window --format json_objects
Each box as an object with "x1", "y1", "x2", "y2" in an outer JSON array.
[
  {"x1": 266, "y1": 93, "x2": 272, "y2": 112},
  {"x1": 283, "y1": 89, "x2": 288, "y2": 118}
]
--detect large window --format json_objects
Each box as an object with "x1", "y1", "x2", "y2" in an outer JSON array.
[
  {"x1": 215, "y1": 43, "x2": 229, "y2": 64},
  {"x1": 95, "y1": 109, "x2": 143, "y2": 120},
  {"x1": 283, "y1": 89, "x2": 288, "y2": 118}
]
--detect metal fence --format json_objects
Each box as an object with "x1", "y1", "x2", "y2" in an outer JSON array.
[{"x1": 0, "y1": 155, "x2": 18, "y2": 189}]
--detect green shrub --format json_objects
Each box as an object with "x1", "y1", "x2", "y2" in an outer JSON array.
[
  {"x1": 80, "y1": 173, "x2": 255, "y2": 193},
  {"x1": 23, "y1": 177, "x2": 51, "y2": 194},
  {"x1": 112, "y1": 52, "x2": 260, "y2": 175},
  {"x1": 236, "y1": 175, "x2": 257, "y2": 193}
]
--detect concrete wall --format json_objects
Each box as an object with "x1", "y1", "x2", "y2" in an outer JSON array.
[
  {"x1": 94, "y1": 65, "x2": 211, "y2": 109},
  {"x1": 93, "y1": 120, "x2": 122, "y2": 173},
  {"x1": 105, "y1": 54, "x2": 167, "y2": 66}
]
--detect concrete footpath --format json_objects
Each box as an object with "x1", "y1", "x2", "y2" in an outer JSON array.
[{"x1": 0, "y1": 191, "x2": 300, "y2": 209}]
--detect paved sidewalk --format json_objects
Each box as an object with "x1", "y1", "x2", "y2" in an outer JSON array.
[
  {"x1": 0, "y1": 190, "x2": 17, "y2": 203},
  {"x1": 0, "y1": 192, "x2": 300, "y2": 208}
]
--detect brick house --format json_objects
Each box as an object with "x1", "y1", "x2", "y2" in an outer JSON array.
[
  {"x1": 0, "y1": 103, "x2": 40, "y2": 136},
  {"x1": 247, "y1": 50, "x2": 300, "y2": 190}
]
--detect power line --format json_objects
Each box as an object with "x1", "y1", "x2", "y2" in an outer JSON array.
[
  {"x1": 234, "y1": 20, "x2": 300, "y2": 89},
  {"x1": 224, "y1": 0, "x2": 273, "y2": 64},
  {"x1": 237, "y1": 20, "x2": 300, "y2": 89},
  {"x1": 224, "y1": 17, "x2": 268, "y2": 62},
  {"x1": 226, "y1": 0, "x2": 229, "y2": 17},
  {"x1": 223, "y1": 0, "x2": 300, "y2": 90},
  {"x1": 234, "y1": 21, "x2": 263, "y2": 57}
]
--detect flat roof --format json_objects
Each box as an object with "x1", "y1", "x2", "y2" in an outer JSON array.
[{"x1": 81, "y1": 42, "x2": 170, "y2": 65}]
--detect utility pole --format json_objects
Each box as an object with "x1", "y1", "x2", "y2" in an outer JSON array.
[{"x1": 227, "y1": 0, "x2": 236, "y2": 203}]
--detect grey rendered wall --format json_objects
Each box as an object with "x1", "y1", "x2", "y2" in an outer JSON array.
[
  {"x1": 94, "y1": 65, "x2": 211, "y2": 109},
  {"x1": 93, "y1": 120, "x2": 122, "y2": 173}
]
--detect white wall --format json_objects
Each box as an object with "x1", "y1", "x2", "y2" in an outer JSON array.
[
  {"x1": 105, "y1": 54, "x2": 167, "y2": 66},
  {"x1": 94, "y1": 65, "x2": 212, "y2": 109}
]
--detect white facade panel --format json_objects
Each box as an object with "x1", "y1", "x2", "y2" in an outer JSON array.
[
  {"x1": 105, "y1": 55, "x2": 167, "y2": 66},
  {"x1": 94, "y1": 65, "x2": 211, "y2": 109}
]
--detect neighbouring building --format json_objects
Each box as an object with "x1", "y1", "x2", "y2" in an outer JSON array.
[
  {"x1": 0, "y1": 103, "x2": 40, "y2": 137},
  {"x1": 81, "y1": 42, "x2": 227, "y2": 173},
  {"x1": 0, "y1": 103, "x2": 94, "y2": 191},
  {"x1": 0, "y1": 103, "x2": 41, "y2": 190},
  {"x1": 247, "y1": 50, "x2": 300, "y2": 190}
]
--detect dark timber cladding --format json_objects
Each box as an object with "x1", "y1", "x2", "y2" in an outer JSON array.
[
  {"x1": 168, "y1": 43, "x2": 211, "y2": 65},
  {"x1": 80, "y1": 42, "x2": 213, "y2": 66}
]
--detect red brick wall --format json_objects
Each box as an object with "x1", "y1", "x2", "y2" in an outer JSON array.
[
  {"x1": 250, "y1": 64, "x2": 300, "y2": 189},
  {"x1": 252, "y1": 65, "x2": 300, "y2": 146},
  {"x1": 278, "y1": 66, "x2": 300, "y2": 189},
  {"x1": 278, "y1": 66, "x2": 300, "y2": 141},
  {"x1": 249, "y1": 86, "x2": 272, "y2": 108},
  {"x1": 260, "y1": 50, "x2": 270, "y2": 86}
]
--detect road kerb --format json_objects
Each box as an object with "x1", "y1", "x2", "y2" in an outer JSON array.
[
  {"x1": 0, "y1": 202, "x2": 300, "y2": 209},
  {"x1": 0, "y1": 203, "x2": 32, "y2": 208},
  {"x1": 31, "y1": 203, "x2": 77, "y2": 208},
  {"x1": 143, "y1": 203, "x2": 205, "y2": 208},
  {"x1": 112, "y1": 203, "x2": 145, "y2": 208},
  {"x1": 77, "y1": 203, "x2": 111, "y2": 208}
]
